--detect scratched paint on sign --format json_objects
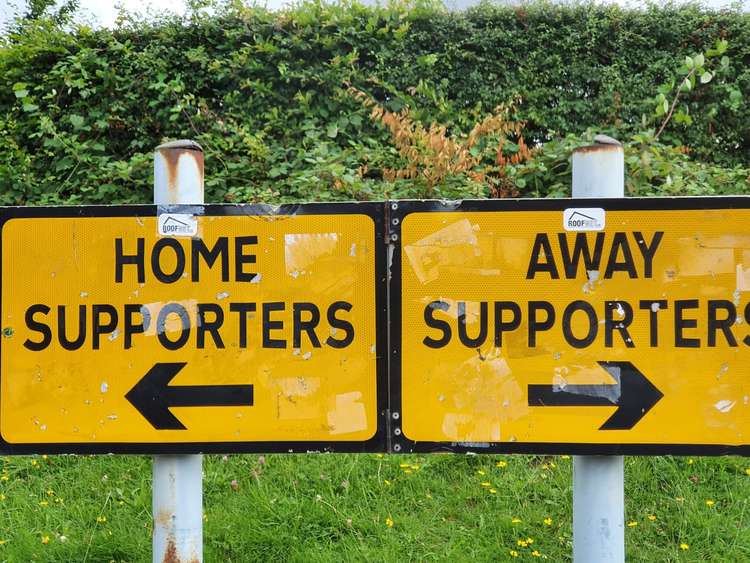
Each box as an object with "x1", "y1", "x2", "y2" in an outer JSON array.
[
  {"x1": 1, "y1": 212, "x2": 378, "y2": 445},
  {"x1": 399, "y1": 208, "x2": 750, "y2": 447}
]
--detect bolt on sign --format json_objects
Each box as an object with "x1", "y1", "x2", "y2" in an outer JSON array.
[
  {"x1": 389, "y1": 198, "x2": 750, "y2": 455},
  {"x1": 0, "y1": 204, "x2": 386, "y2": 453}
]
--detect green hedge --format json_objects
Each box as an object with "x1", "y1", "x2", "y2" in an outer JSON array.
[{"x1": 0, "y1": 1, "x2": 748, "y2": 204}]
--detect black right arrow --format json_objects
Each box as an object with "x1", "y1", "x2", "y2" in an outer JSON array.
[
  {"x1": 527, "y1": 361, "x2": 663, "y2": 430},
  {"x1": 125, "y1": 362, "x2": 254, "y2": 430}
]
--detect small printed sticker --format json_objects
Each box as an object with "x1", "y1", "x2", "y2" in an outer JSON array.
[
  {"x1": 563, "y1": 208, "x2": 605, "y2": 231},
  {"x1": 157, "y1": 214, "x2": 198, "y2": 237}
]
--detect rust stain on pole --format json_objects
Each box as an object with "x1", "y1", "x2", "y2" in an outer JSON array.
[{"x1": 155, "y1": 140, "x2": 204, "y2": 204}]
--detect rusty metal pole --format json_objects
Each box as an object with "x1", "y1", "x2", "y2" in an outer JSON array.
[
  {"x1": 571, "y1": 135, "x2": 625, "y2": 563},
  {"x1": 152, "y1": 140, "x2": 204, "y2": 563}
]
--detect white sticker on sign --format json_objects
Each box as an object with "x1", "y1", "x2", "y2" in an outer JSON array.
[
  {"x1": 563, "y1": 208, "x2": 605, "y2": 231},
  {"x1": 157, "y1": 214, "x2": 198, "y2": 237}
]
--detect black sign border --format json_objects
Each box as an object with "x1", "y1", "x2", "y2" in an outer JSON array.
[
  {"x1": 387, "y1": 197, "x2": 750, "y2": 456},
  {"x1": 0, "y1": 202, "x2": 388, "y2": 455}
]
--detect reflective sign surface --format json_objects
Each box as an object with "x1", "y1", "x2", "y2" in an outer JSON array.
[
  {"x1": 392, "y1": 199, "x2": 750, "y2": 455},
  {"x1": 0, "y1": 204, "x2": 386, "y2": 453}
]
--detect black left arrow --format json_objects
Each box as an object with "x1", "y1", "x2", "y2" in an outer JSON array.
[
  {"x1": 527, "y1": 361, "x2": 663, "y2": 430},
  {"x1": 125, "y1": 362, "x2": 254, "y2": 430}
]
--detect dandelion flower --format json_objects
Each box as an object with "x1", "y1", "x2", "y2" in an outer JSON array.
[
  {"x1": 41, "y1": 536, "x2": 49, "y2": 545},
  {"x1": 706, "y1": 500, "x2": 715, "y2": 507},
  {"x1": 496, "y1": 461, "x2": 507, "y2": 468},
  {"x1": 687, "y1": 459, "x2": 694, "y2": 464},
  {"x1": 647, "y1": 515, "x2": 657, "y2": 521},
  {"x1": 509, "y1": 549, "x2": 519, "y2": 557},
  {"x1": 543, "y1": 517, "x2": 552, "y2": 526},
  {"x1": 532, "y1": 550, "x2": 541, "y2": 557},
  {"x1": 385, "y1": 517, "x2": 394, "y2": 528},
  {"x1": 517, "y1": 539, "x2": 528, "y2": 547},
  {"x1": 627, "y1": 521, "x2": 638, "y2": 527},
  {"x1": 526, "y1": 538, "x2": 534, "y2": 544},
  {"x1": 745, "y1": 468, "x2": 750, "y2": 476},
  {"x1": 680, "y1": 543, "x2": 689, "y2": 551}
]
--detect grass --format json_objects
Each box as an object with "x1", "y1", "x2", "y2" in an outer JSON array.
[{"x1": 0, "y1": 453, "x2": 747, "y2": 561}]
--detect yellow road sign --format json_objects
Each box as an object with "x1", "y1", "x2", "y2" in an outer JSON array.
[
  {"x1": 392, "y1": 199, "x2": 750, "y2": 455},
  {"x1": 0, "y1": 204, "x2": 385, "y2": 453}
]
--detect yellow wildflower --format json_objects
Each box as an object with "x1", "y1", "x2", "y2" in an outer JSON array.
[
  {"x1": 411, "y1": 464, "x2": 419, "y2": 470},
  {"x1": 647, "y1": 515, "x2": 657, "y2": 521},
  {"x1": 480, "y1": 482, "x2": 491, "y2": 487},
  {"x1": 542, "y1": 464, "x2": 549, "y2": 470},
  {"x1": 745, "y1": 468, "x2": 750, "y2": 476},
  {"x1": 561, "y1": 455, "x2": 570, "y2": 460},
  {"x1": 399, "y1": 463, "x2": 409, "y2": 468},
  {"x1": 496, "y1": 461, "x2": 507, "y2": 468},
  {"x1": 0, "y1": 474, "x2": 7, "y2": 481},
  {"x1": 31, "y1": 460, "x2": 38, "y2": 467},
  {"x1": 384, "y1": 479, "x2": 391, "y2": 486},
  {"x1": 680, "y1": 543, "x2": 689, "y2": 551},
  {"x1": 41, "y1": 536, "x2": 49, "y2": 545},
  {"x1": 42, "y1": 455, "x2": 47, "y2": 460},
  {"x1": 687, "y1": 459, "x2": 694, "y2": 464},
  {"x1": 385, "y1": 517, "x2": 394, "y2": 528},
  {"x1": 46, "y1": 490, "x2": 54, "y2": 497},
  {"x1": 627, "y1": 521, "x2": 638, "y2": 527},
  {"x1": 706, "y1": 500, "x2": 715, "y2": 507},
  {"x1": 0, "y1": 539, "x2": 6, "y2": 545},
  {"x1": 511, "y1": 518, "x2": 522, "y2": 524},
  {"x1": 375, "y1": 453, "x2": 384, "y2": 458},
  {"x1": 404, "y1": 469, "x2": 413, "y2": 474},
  {"x1": 675, "y1": 497, "x2": 685, "y2": 502},
  {"x1": 543, "y1": 517, "x2": 552, "y2": 526},
  {"x1": 489, "y1": 489, "x2": 497, "y2": 494},
  {"x1": 0, "y1": 494, "x2": 5, "y2": 501},
  {"x1": 38, "y1": 501, "x2": 48, "y2": 507},
  {"x1": 549, "y1": 462, "x2": 556, "y2": 468},
  {"x1": 509, "y1": 550, "x2": 519, "y2": 557},
  {"x1": 96, "y1": 516, "x2": 107, "y2": 523},
  {"x1": 526, "y1": 538, "x2": 534, "y2": 544},
  {"x1": 517, "y1": 539, "x2": 528, "y2": 547},
  {"x1": 532, "y1": 550, "x2": 541, "y2": 557},
  {"x1": 477, "y1": 470, "x2": 486, "y2": 475}
]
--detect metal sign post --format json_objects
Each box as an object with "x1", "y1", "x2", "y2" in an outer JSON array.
[
  {"x1": 571, "y1": 135, "x2": 625, "y2": 563},
  {"x1": 152, "y1": 140, "x2": 204, "y2": 563}
]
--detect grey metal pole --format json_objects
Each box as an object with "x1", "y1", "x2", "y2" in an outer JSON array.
[
  {"x1": 571, "y1": 135, "x2": 625, "y2": 563},
  {"x1": 152, "y1": 140, "x2": 204, "y2": 562}
]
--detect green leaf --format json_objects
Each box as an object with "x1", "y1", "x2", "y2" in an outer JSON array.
[
  {"x1": 721, "y1": 56, "x2": 730, "y2": 68},
  {"x1": 663, "y1": 99, "x2": 669, "y2": 113},
  {"x1": 22, "y1": 103, "x2": 38, "y2": 112},
  {"x1": 717, "y1": 39, "x2": 728, "y2": 54},
  {"x1": 693, "y1": 54, "x2": 704, "y2": 68},
  {"x1": 684, "y1": 56, "x2": 694, "y2": 69},
  {"x1": 326, "y1": 123, "x2": 338, "y2": 138},
  {"x1": 14, "y1": 89, "x2": 28, "y2": 99},
  {"x1": 700, "y1": 72, "x2": 712, "y2": 84},
  {"x1": 69, "y1": 114, "x2": 85, "y2": 129}
]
